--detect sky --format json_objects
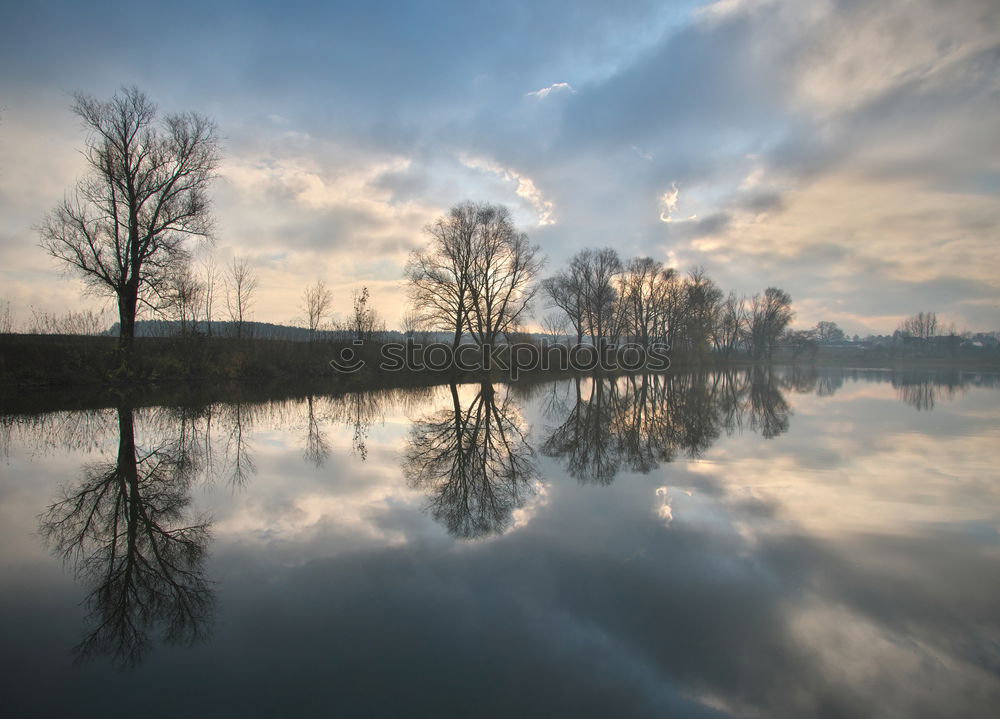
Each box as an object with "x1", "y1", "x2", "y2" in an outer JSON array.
[{"x1": 1, "y1": 0, "x2": 998, "y2": 335}]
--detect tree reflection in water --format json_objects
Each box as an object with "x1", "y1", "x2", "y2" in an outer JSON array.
[
  {"x1": 404, "y1": 382, "x2": 538, "y2": 539},
  {"x1": 543, "y1": 369, "x2": 791, "y2": 485},
  {"x1": 18, "y1": 367, "x2": 998, "y2": 668},
  {"x1": 38, "y1": 404, "x2": 213, "y2": 667}
]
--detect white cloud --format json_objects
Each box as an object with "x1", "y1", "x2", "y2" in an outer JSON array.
[
  {"x1": 658, "y1": 182, "x2": 697, "y2": 223},
  {"x1": 459, "y1": 154, "x2": 557, "y2": 226},
  {"x1": 525, "y1": 81, "x2": 576, "y2": 99}
]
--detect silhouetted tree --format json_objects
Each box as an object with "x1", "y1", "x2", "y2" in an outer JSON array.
[
  {"x1": 38, "y1": 86, "x2": 219, "y2": 370},
  {"x1": 302, "y1": 280, "x2": 333, "y2": 339},
  {"x1": 747, "y1": 288, "x2": 794, "y2": 360},
  {"x1": 542, "y1": 264, "x2": 586, "y2": 345},
  {"x1": 577, "y1": 248, "x2": 622, "y2": 345},
  {"x1": 462, "y1": 205, "x2": 544, "y2": 347},
  {"x1": 785, "y1": 328, "x2": 818, "y2": 360},
  {"x1": 405, "y1": 203, "x2": 478, "y2": 349},
  {"x1": 225, "y1": 257, "x2": 257, "y2": 339},
  {"x1": 714, "y1": 291, "x2": 747, "y2": 358},
  {"x1": 351, "y1": 286, "x2": 384, "y2": 341}
]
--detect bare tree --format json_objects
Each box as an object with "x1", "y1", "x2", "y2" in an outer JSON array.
[
  {"x1": 301, "y1": 279, "x2": 333, "y2": 339},
  {"x1": 401, "y1": 309, "x2": 419, "y2": 340},
  {"x1": 746, "y1": 287, "x2": 794, "y2": 360},
  {"x1": 199, "y1": 255, "x2": 221, "y2": 336},
  {"x1": 400, "y1": 308, "x2": 433, "y2": 343},
  {"x1": 540, "y1": 313, "x2": 569, "y2": 345},
  {"x1": 406, "y1": 201, "x2": 543, "y2": 350},
  {"x1": 37, "y1": 86, "x2": 219, "y2": 369},
  {"x1": 619, "y1": 257, "x2": 670, "y2": 347},
  {"x1": 166, "y1": 263, "x2": 204, "y2": 335},
  {"x1": 463, "y1": 204, "x2": 544, "y2": 347},
  {"x1": 898, "y1": 311, "x2": 938, "y2": 339},
  {"x1": 351, "y1": 286, "x2": 383, "y2": 341},
  {"x1": 405, "y1": 203, "x2": 479, "y2": 349},
  {"x1": 681, "y1": 267, "x2": 723, "y2": 358},
  {"x1": 714, "y1": 292, "x2": 746, "y2": 358},
  {"x1": 542, "y1": 263, "x2": 586, "y2": 345},
  {"x1": 576, "y1": 248, "x2": 622, "y2": 345},
  {"x1": 225, "y1": 257, "x2": 258, "y2": 339}
]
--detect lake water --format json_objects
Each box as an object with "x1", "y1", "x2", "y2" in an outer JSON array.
[{"x1": 1, "y1": 368, "x2": 999, "y2": 718}]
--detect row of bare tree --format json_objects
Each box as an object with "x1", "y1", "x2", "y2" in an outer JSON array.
[
  {"x1": 541, "y1": 250, "x2": 794, "y2": 360},
  {"x1": 163, "y1": 256, "x2": 256, "y2": 338},
  {"x1": 403, "y1": 203, "x2": 794, "y2": 360},
  {"x1": 166, "y1": 264, "x2": 385, "y2": 341},
  {"x1": 35, "y1": 86, "x2": 790, "y2": 368}
]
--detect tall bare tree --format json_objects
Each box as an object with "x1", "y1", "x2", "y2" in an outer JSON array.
[
  {"x1": 38, "y1": 86, "x2": 219, "y2": 369},
  {"x1": 576, "y1": 248, "x2": 622, "y2": 344},
  {"x1": 747, "y1": 287, "x2": 794, "y2": 360},
  {"x1": 301, "y1": 279, "x2": 333, "y2": 339},
  {"x1": 405, "y1": 203, "x2": 479, "y2": 349},
  {"x1": 226, "y1": 257, "x2": 258, "y2": 339},
  {"x1": 463, "y1": 204, "x2": 544, "y2": 347},
  {"x1": 619, "y1": 257, "x2": 668, "y2": 347},
  {"x1": 681, "y1": 267, "x2": 723, "y2": 358},
  {"x1": 714, "y1": 291, "x2": 747, "y2": 358},
  {"x1": 542, "y1": 263, "x2": 586, "y2": 345},
  {"x1": 406, "y1": 201, "x2": 542, "y2": 350}
]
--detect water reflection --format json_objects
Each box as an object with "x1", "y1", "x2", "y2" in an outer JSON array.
[
  {"x1": 541, "y1": 369, "x2": 790, "y2": 484},
  {"x1": 38, "y1": 403, "x2": 213, "y2": 667},
  {"x1": 404, "y1": 382, "x2": 538, "y2": 539},
  {"x1": 2, "y1": 366, "x2": 995, "y2": 678},
  {"x1": 778, "y1": 365, "x2": 999, "y2": 410}
]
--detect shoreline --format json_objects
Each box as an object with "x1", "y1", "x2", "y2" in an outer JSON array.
[{"x1": 2, "y1": 334, "x2": 998, "y2": 416}]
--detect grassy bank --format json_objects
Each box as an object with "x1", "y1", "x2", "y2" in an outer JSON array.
[{"x1": 2, "y1": 333, "x2": 998, "y2": 400}]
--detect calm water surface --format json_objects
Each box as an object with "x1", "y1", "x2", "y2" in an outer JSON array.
[{"x1": 1, "y1": 368, "x2": 999, "y2": 718}]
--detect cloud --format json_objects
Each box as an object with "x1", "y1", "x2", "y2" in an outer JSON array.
[
  {"x1": 0, "y1": 0, "x2": 997, "y2": 332},
  {"x1": 525, "y1": 81, "x2": 576, "y2": 99},
  {"x1": 459, "y1": 154, "x2": 557, "y2": 226},
  {"x1": 658, "y1": 183, "x2": 698, "y2": 223}
]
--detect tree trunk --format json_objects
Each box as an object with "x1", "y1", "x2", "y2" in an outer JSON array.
[
  {"x1": 452, "y1": 313, "x2": 463, "y2": 351},
  {"x1": 117, "y1": 285, "x2": 139, "y2": 374}
]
